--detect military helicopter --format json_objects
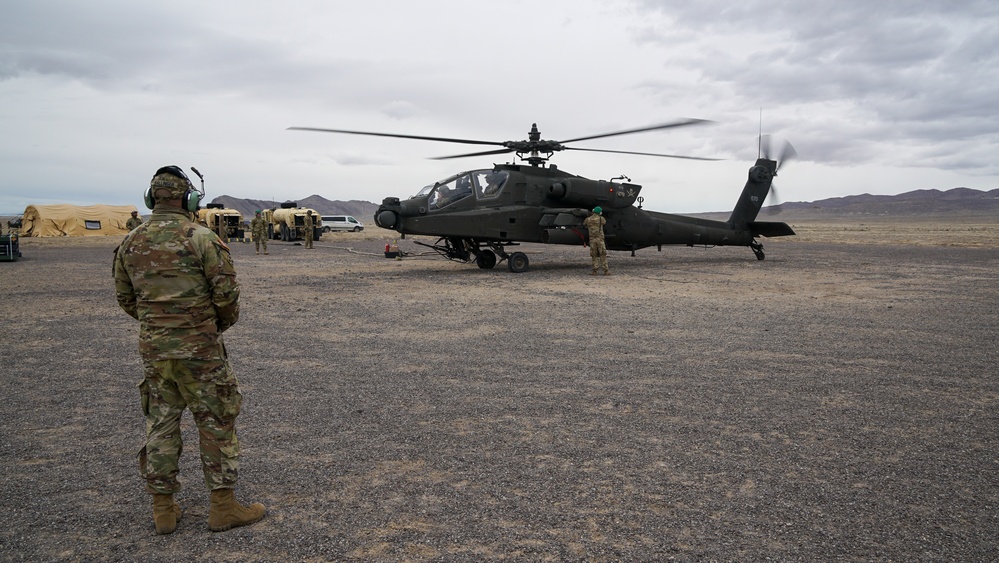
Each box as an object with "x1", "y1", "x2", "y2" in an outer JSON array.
[{"x1": 289, "y1": 119, "x2": 796, "y2": 272}]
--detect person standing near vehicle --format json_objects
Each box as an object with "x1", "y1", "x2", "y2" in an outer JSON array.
[
  {"x1": 113, "y1": 165, "x2": 265, "y2": 534},
  {"x1": 303, "y1": 210, "x2": 315, "y2": 249},
  {"x1": 250, "y1": 210, "x2": 268, "y2": 255},
  {"x1": 583, "y1": 206, "x2": 610, "y2": 275},
  {"x1": 126, "y1": 210, "x2": 144, "y2": 231}
]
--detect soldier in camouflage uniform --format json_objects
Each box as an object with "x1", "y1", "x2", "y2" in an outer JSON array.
[
  {"x1": 250, "y1": 210, "x2": 268, "y2": 255},
  {"x1": 113, "y1": 165, "x2": 265, "y2": 534},
  {"x1": 303, "y1": 210, "x2": 314, "y2": 249},
  {"x1": 583, "y1": 206, "x2": 610, "y2": 275},
  {"x1": 126, "y1": 210, "x2": 144, "y2": 231}
]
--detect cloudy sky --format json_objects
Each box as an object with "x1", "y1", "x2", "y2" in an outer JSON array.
[{"x1": 2, "y1": 0, "x2": 997, "y2": 214}]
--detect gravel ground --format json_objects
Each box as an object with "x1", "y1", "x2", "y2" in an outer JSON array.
[{"x1": 1, "y1": 230, "x2": 997, "y2": 561}]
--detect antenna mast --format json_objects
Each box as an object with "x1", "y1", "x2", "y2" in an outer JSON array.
[{"x1": 758, "y1": 107, "x2": 763, "y2": 159}]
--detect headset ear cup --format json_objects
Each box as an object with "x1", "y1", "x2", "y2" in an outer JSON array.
[
  {"x1": 144, "y1": 187, "x2": 155, "y2": 209},
  {"x1": 185, "y1": 190, "x2": 203, "y2": 213}
]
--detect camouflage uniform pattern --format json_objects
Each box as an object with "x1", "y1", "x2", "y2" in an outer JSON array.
[
  {"x1": 126, "y1": 215, "x2": 144, "y2": 231},
  {"x1": 303, "y1": 213, "x2": 314, "y2": 248},
  {"x1": 250, "y1": 214, "x2": 268, "y2": 254},
  {"x1": 113, "y1": 206, "x2": 244, "y2": 494},
  {"x1": 583, "y1": 212, "x2": 609, "y2": 274}
]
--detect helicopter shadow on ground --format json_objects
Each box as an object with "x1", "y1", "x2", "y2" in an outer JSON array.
[
  {"x1": 475, "y1": 243, "x2": 789, "y2": 275},
  {"x1": 379, "y1": 244, "x2": 790, "y2": 281}
]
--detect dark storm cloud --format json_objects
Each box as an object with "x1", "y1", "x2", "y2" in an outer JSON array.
[{"x1": 628, "y1": 0, "x2": 999, "y2": 173}]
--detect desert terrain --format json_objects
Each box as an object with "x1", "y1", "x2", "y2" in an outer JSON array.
[{"x1": 1, "y1": 218, "x2": 997, "y2": 561}]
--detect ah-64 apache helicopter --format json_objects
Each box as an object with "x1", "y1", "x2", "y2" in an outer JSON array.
[{"x1": 289, "y1": 119, "x2": 796, "y2": 272}]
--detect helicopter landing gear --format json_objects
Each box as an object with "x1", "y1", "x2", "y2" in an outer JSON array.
[
  {"x1": 507, "y1": 251, "x2": 529, "y2": 273},
  {"x1": 476, "y1": 249, "x2": 497, "y2": 269},
  {"x1": 416, "y1": 237, "x2": 526, "y2": 271},
  {"x1": 750, "y1": 240, "x2": 766, "y2": 260}
]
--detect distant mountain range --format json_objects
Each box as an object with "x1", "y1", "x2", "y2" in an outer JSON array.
[
  {"x1": 690, "y1": 187, "x2": 999, "y2": 221},
  {"x1": 212, "y1": 188, "x2": 998, "y2": 223},
  {"x1": 771, "y1": 187, "x2": 999, "y2": 215},
  {"x1": 210, "y1": 195, "x2": 379, "y2": 221}
]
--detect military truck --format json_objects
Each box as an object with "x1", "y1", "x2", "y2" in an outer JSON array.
[
  {"x1": 264, "y1": 202, "x2": 323, "y2": 242},
  {"x1": 198, "y1": 204, "x2": 245, "y2": 241}
]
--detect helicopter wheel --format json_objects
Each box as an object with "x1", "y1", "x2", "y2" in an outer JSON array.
[
  {"x1": 476, "y1": 250, "x2": 497, "y2": 269},
  {"x1": 508, "y1": 251, "x2": 529, "y2": 273},
  {"x1": 750, "y1": 241, "x2": 765, "y2": 260}
]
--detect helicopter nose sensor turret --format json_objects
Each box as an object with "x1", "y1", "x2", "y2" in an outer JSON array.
[
  {"x1": 375, "y1": 197, "x2": 402, "y2": 229},
  {"x1": 375, "y1": 209, "x2": 398, "y2": 229}
]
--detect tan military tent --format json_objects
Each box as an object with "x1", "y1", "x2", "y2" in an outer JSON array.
[{"x1": 20, "y1": 204, "x2": 139, "y2": 237}]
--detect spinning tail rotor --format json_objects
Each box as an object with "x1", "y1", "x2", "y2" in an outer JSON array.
[{"x1": 758, "y1": 134, "x2": 797, "y2": 214}]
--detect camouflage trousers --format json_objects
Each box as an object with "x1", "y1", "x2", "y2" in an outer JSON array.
[
  {"x1": 252, "y1": 233, "x2": 267, "y2": 253},
  {"x1": 589, "y1": 239, "x2": 608, "y2": 273},
  {"x1": 137, "y1": 355, "x2": 242, "y2": 494},
  {"x1": 304, "y1": 229, "x2": 313, "y2": 248}
]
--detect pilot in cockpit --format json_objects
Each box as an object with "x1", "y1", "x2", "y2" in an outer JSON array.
[{"x1": 482, "y1": 173, "x2": 504, "y2": 196}]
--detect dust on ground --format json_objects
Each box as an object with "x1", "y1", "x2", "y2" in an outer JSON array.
[{"x1": 1, "y1": 221, "x2": 997, "y2": 561}]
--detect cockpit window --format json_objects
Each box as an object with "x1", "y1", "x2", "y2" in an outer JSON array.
[
  {"x1": 429, "y1": 174, "x2": 475, "y2": 210},
  {"x1": 473, "y1": 170, "x2": 508, "y2": 199},
  {"x1": 422, "y1": 170, "x2": 509, "y2": 209}
]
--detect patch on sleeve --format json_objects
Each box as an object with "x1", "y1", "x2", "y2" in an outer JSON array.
[{"x1": 211, "y1": 238, "x2": 236, "y2": 275}]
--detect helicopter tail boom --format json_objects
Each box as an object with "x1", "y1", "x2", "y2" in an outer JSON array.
[{"x1": 728, "y1": 158, "x2": 778, "y2": 229}]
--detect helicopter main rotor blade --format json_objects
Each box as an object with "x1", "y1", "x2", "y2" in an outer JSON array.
[
  {"x1": 558, "y1": 118, "x2": 713, "y2": 144},
  {"x1": 287, "y1": 127, "x2": 504, "y2": 147},
  {"x1": 431, "y1": 148, "x2": 516, "y2": 160},
  {"x1": 566, "y1": 147, "x2": 722, "y2": 161}
]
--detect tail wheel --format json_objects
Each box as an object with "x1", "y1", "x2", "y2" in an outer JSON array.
[{"x1": 508, "y1": 251, "x2": 529, "y2": 273}]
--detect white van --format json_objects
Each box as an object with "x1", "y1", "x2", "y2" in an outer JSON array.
[{"x1": 321, "y1": 215, "x2": 364, "y2": 233}]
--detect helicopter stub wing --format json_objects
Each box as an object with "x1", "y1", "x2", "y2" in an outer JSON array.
[
  {"x1": 749, "y1": 221, "x2": 795, "y2": 237},
  {"x1": 538, "y1": 208, "x2": 588, "y2": 228}
]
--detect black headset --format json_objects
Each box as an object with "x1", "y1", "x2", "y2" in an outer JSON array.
[{"x1": 144, "y1": 165, "x2": 203, "y2": 212}]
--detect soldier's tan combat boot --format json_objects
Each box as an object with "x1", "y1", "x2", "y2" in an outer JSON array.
[
  {"x1": 207, "y1": 489, "x2": 266, "y2": 532},
  {"x1": 152, "y1": 493, "x2": 182, "y2": 535}
]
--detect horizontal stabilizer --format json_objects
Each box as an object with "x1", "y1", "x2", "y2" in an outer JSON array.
[{"x1": 749, "y1": 221, "x2": 795, "y2": 237}]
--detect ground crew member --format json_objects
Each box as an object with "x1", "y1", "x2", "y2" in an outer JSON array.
[
  {"x1": 216, "y1": 219, "x2": 227, "y2": 242},
  {"x1": 113, "y1": 165, "x2": 265, "y2": 534},
  {"x1": 303, "y1": 210, "x2": 314, "y2": 249},
  {"x1": 126, "y1": 210, "x2": 143, "y2": 231},
  {"x1": 250, "y1": 210, "x2": 268, "y2": 255},
  {"x1": 583, "y1": 205, "x2": 610, "y2": 275}
]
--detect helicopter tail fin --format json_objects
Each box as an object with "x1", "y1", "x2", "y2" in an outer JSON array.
[{"x1": 728, "y1": 158, "x2": 777, "y2": 229}]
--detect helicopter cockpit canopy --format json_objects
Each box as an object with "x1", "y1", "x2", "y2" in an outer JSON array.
[{"x1": 420, "y1": 169, "x2": 510, "y2": 210}]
